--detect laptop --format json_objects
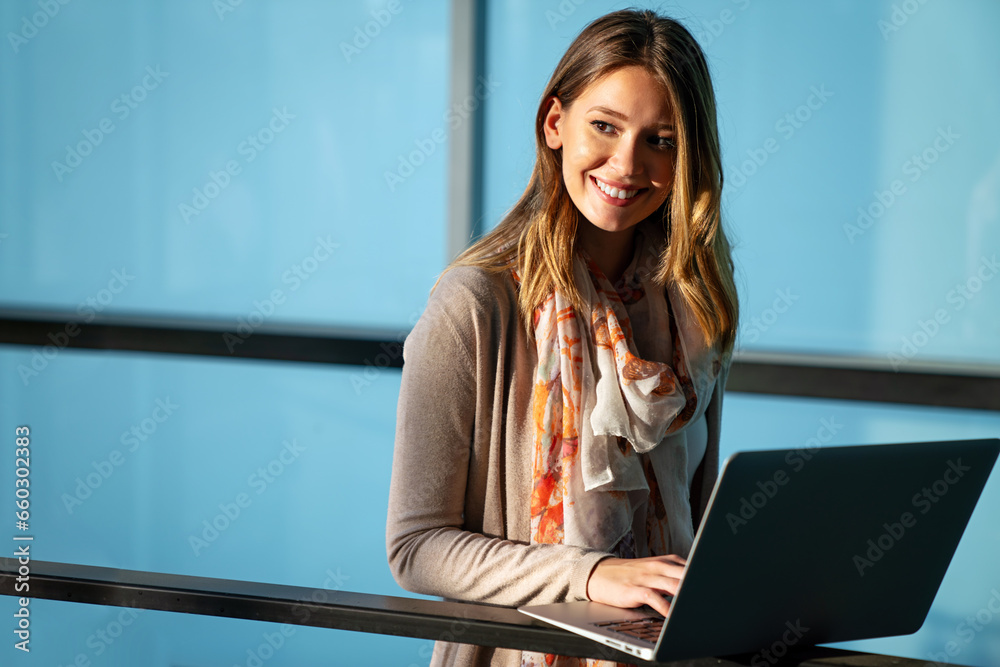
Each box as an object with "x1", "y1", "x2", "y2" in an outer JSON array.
[{"x1": 519, "y1": 438, "x2": 1000, "y2": 662}]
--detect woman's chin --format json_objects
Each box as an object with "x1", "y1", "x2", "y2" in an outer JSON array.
[{"x1": 579, "y1": 210, "x2": 646, "y2": 235}]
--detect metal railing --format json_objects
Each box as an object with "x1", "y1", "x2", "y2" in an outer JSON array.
[{"x1": 0, "y1": 558, "x2": 950, "y2": 666}]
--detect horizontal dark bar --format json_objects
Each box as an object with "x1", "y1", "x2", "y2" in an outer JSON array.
[
  {"x1": 729, "y1": 351, "x2": 1000, "y2": 411},
  {"x1": 2, "y1": 309, "x2": 998, "y2": 410},
  {"x1": 0, "y1": 308, "x2": 407, "y2": 367},
  {"x1": 0, "y1": 559, "x2": 938, "y2": 666}
]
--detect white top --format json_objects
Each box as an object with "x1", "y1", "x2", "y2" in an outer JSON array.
[{"x1": 686, "y1": 411, "x2": 708, "y2": 485}]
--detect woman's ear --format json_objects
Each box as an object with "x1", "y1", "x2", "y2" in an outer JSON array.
[{"x1": 542, "y1": 96, "x2": 564, "y2": 150}]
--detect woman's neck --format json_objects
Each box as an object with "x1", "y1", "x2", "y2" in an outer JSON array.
[{"x1": 577, "y1": 223, "x2": 637, "y2": 284}]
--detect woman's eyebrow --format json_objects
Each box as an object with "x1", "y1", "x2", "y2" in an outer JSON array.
[{"x1": 587, "y1": 105, "x2": 674, "y2": 131}]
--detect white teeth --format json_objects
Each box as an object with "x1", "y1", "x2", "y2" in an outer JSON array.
[{"x1": 594, "y1": 178, "x2": 639, "y2": 199}]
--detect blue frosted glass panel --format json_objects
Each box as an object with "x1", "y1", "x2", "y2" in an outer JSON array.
[
  {"x1": 0, "y1": 345, "x2": 406, "y2": 585},
  {"x1": 0, "y1": 0, "x2": 451, "y2": 329},
  {"x1": 8, "y1": 599, "x2": 427, "y2": 667},
  {"x1": 0, "y1": 344, "x2": 423, "y2": 664},
  {"x1": 482, "y1": 0, "x2": 1000, "y2": 364},
  {"x1": 721, "y1": 392, "x2": 1000, "y2": 667}
]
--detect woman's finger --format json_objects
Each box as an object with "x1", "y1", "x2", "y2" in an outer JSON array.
[
  {"x1": 586, "y1": 554, "x2": 690, "y2": 616},
  {"x1": 637, "y1": 587, "x2": 673, "y2": 618}
]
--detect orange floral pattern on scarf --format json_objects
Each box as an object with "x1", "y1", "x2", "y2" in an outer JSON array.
[{"x1": 513, "y1": 247, "x2": 702, "y2": 667}]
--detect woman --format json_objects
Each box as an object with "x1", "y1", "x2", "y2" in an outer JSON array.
[{"x1": 387, "y1": 9, "x2": 738, "y2": 666}]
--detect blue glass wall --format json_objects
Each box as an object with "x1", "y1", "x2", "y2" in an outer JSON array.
[
  {"x1": 0, "y1": 0, "x2": 451, "y2": 328},
  {"x1": 0, "y1": 345, "x2": 425, "y2": 665},
  {"x1": 1, "y1": 0, "x2": 449, "y2": 664}
]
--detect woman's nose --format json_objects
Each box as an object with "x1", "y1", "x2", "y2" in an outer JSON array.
[{"x1": 608, "y1": 138, "x2": 641, "y2": 176}]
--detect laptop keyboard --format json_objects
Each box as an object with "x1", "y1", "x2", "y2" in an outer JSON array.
[{"x1": 593, "y1": 617, "x2": 663, "y2": 643}]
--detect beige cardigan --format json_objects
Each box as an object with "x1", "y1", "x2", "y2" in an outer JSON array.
[{"x1": 386, "y1": 265, "x2": 729, "y2": 666}]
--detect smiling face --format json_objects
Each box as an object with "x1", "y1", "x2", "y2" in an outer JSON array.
[{"x1": 542, "y1": 65, "x2": 677, "y2": 246}]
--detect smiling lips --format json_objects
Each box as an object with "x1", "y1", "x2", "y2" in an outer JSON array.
[{"x1": 591, "y1": 176, "x2": 645, "y2": 207}]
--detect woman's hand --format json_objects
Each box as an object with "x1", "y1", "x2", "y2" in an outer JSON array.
[{"x1": 585, "y1": 555, "x2": 687, "y2": 618}]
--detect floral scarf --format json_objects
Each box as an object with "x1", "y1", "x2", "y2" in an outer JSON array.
[{"x1": 516, "y1": 219, "x2": 720, "y2": 667}]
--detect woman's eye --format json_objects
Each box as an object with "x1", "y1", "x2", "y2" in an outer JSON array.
[
  {"x1": 651, "y1": 136, "x2": 677, "y2": 149},
  {"x1": 590, "y1": 120, "x2": 615, "y2": 134}
]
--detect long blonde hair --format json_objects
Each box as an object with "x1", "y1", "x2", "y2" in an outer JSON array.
[{"x1": 435, "y1": 9, "x2": 739, "y2": 354}]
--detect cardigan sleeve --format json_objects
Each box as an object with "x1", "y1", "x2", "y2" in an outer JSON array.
[{"x1": 386, "y1": 267, "x2": 610, "y2": 607}]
